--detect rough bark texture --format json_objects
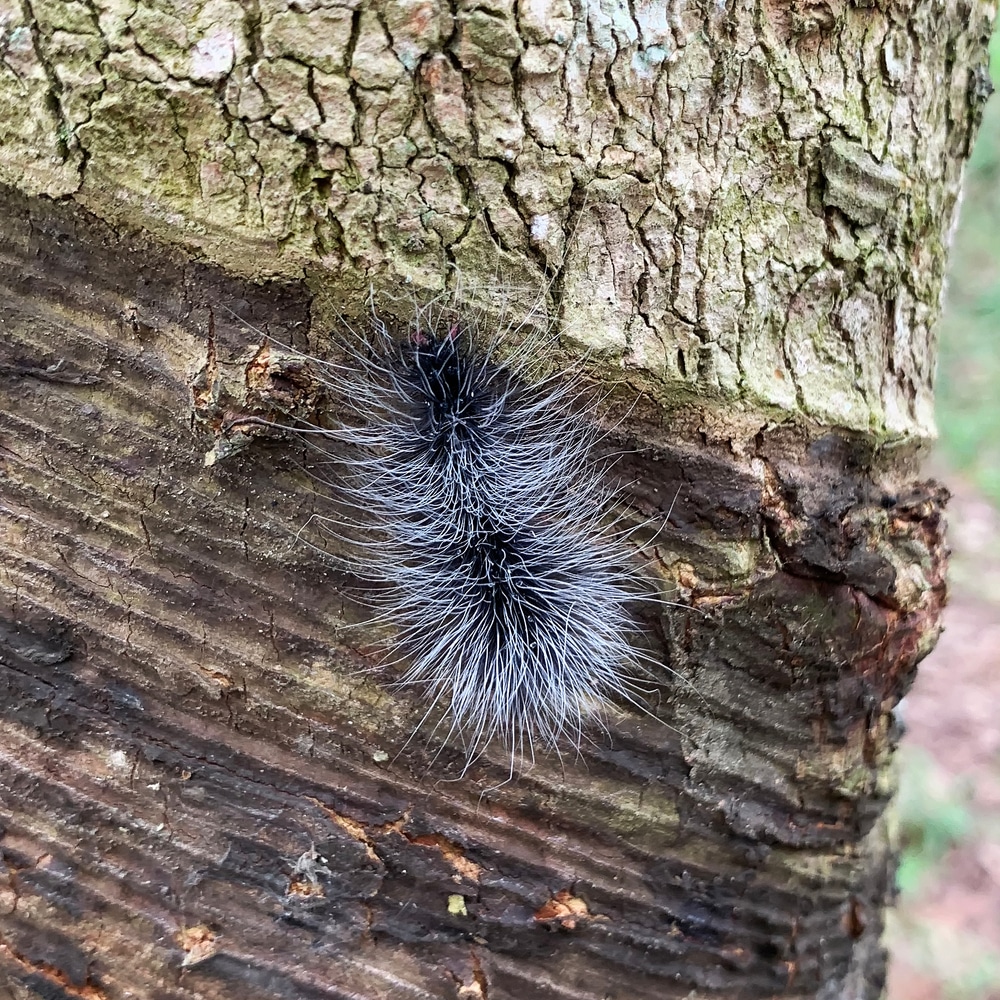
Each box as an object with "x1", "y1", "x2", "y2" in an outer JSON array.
[{"x1": 0, "y1": 2, "x2": 990, "y2": 999}]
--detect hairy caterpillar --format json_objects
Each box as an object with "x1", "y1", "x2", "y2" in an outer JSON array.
[{"x1": 220, "y1": 297, "x2": 671, "y2": 771}]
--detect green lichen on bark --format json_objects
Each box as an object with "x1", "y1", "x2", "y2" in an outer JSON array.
[{"x1": 0, "y1": 0, "x2": 991, "y2": 439}]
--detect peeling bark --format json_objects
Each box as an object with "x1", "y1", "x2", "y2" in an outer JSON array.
[{"x1": 0, "y1": 2, "x2": 991, "y2": 999}]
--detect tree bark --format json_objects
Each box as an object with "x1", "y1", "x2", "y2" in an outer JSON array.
[{"x1": 0, "y1": 2, "x2": 991, "y2": 998}]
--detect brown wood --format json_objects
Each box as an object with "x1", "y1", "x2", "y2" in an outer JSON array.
[
  {"x1": 0, "y1": 1, "x2": 991, "y2": 998},
  {"x1": 0, "y1": 184, "x2": 948, "y2": 999}
]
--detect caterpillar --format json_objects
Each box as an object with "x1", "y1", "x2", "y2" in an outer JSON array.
[{"x1": 216, "y1": 297, "x2": 667, "y2": 772}]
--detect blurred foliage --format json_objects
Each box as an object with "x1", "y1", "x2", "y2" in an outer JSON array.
[
  {"x1": 887, "y1": 908, "x2": 1000, "y2": 1000},
  {"x1": 935, "y1": 30, "x2": 1000, "y2": 503},
  {"x1": 894, "y1": 748, "x2": 974, "y2": 895},
  {"x1": 891, "y1": 748, "x2": 1000, "y2": 999}
]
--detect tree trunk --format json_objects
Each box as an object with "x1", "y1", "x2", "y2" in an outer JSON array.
[{"x1": 0, "y1": 2, "x2": 990, "y2": 998}]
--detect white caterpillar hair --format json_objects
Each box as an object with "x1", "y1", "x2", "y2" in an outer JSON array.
[
  {"x1": 216, "y1": 290, "x2": 670, "y2": 772},
  {"x1": 291, "y1": 299, "x2": 658, "y2": 770}
]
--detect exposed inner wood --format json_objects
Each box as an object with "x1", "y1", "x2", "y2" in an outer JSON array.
[{"x1": 0, "y1": 188, "x2": 946, "y2": 999}]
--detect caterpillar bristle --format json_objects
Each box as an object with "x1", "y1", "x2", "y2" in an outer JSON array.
[
  {"x1": 214, "y1": 293, "x2": 674, "y2": 773},
  {"x1": 300, "y1": 309, "x2": 657, "y2": 771}
]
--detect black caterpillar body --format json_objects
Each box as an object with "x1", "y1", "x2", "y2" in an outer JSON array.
[{"x1": 313, "y1": 316, "x2": 648, "y2": 767}]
